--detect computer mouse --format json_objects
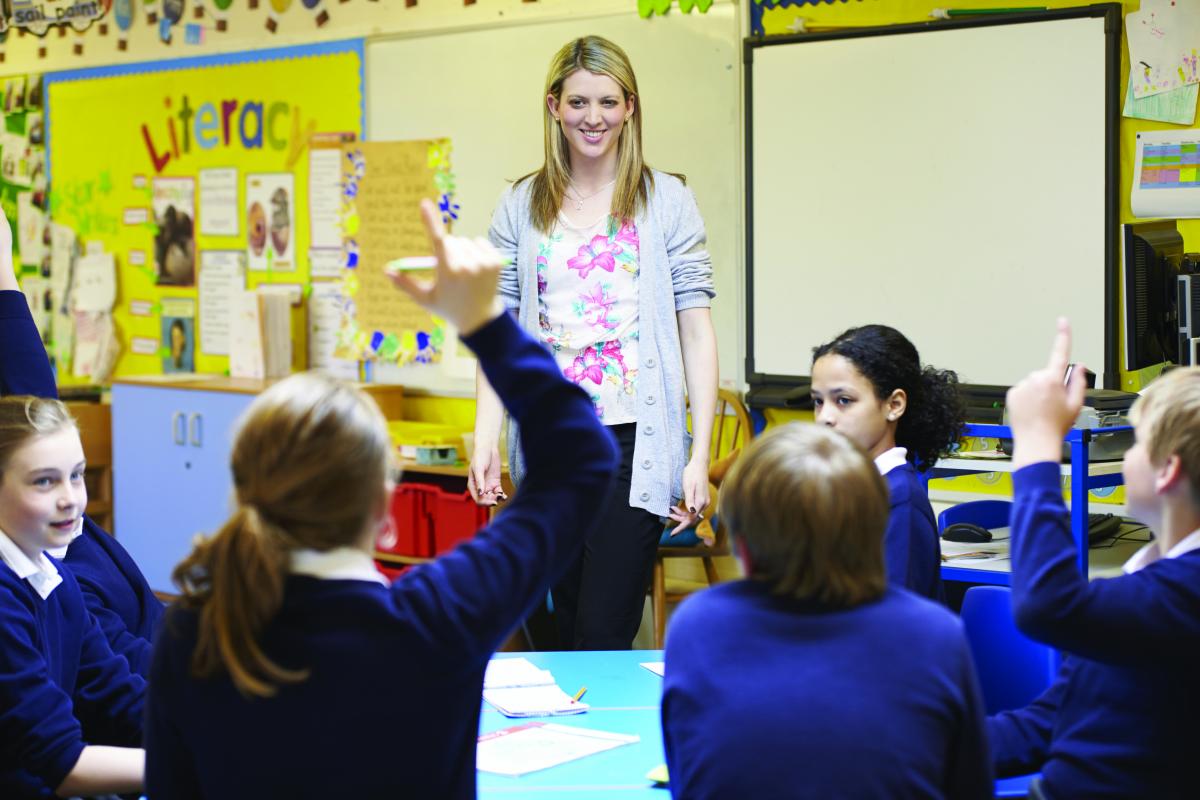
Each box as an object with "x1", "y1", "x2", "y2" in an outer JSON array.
[{"x1": 941, "y1": 522, "x2": 993, "y2": 543}]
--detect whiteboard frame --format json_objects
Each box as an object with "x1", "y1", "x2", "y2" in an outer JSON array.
[{"x1": 743, "y1": 5, "x2": 1122, "y2": 394}]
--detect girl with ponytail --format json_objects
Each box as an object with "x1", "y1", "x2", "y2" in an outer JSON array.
[
  {"x1": 811, "y1": 325, "x2": 965, "y2": 599},
  {"x1": 145, "y1": 200, "x2": 618, "y2": 798}
]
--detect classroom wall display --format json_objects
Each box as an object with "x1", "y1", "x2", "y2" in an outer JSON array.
[
  {"x1": 334, "y1": 138, "x2": 449, "y2": 366},
  {"x1": 45, "y1": 39, "x2": 364, "y2": 378},
  {"x1": 366, "y1": 3, "x2": 741, "y2": 394},
  {"x1": 746, "y1": 7, "x2": 1118, "y2": 391}
]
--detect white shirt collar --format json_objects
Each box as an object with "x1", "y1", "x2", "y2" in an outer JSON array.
[
  {"x1": 45, "y1": 528, "x2": 84, "y2": 561},
  {"x1": 290, "y1": 546, "x2": 388, "y2": 586},
  {"x1": 1123, "y1": 526, "x2": 1200, "y2": 574},
  {"x1": 874, "y1": 446, "x2": 909, "y2": 476},
  {"x1": 0, "y1": 529, "x2": 63, "y2": 600}
]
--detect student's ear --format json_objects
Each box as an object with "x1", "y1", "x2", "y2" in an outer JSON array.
[
  {"x1": 885, "y1": 389, "x2": 907, "y2": 423},
  {"x1": 734, "y1": 536, "x2": 753, "y2": 576},
  {"x1": 1156, "y1": 454, "x2": 1186, "y2": 496},
  {"x1": 546, "y1": 93, "x2": 561, "y2": 122},
  {"x1": 625, "y1": 94, "x2": 636, "y2": 121}
]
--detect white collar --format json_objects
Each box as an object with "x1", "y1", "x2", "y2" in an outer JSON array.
[
  {"x1": 0, "y1": 529, "x2": 63, "y2": 600},
  {"x1": 45, "y1": 527, "x2": 84, "y2": 561},
  {"x1": 1123, "y1": 526, "x2": 1200, "y2": 574},
  {"x1": 290, "y1": 546, "x2": 388, "y2": 586},
  {"x1": 874, "y1": 446, "x2": 909, "y2": 476}
]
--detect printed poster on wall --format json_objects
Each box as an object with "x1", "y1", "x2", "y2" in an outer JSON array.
[
  {"x1": 246, "y1": 173, "x2": 295, "y2": 272},
  {"x1": 152, "y1": 176, "x2": 196, "y2": 286}
]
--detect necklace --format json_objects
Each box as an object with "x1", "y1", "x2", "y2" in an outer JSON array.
[{"x1": 566, "y1": 178, "x2": 616, "y2": 212}]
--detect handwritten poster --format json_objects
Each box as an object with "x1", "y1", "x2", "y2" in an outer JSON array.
[
  {"x1": 199, "y1": 167, "x2": 239, "y2": 236},
  {"x1": 198, "y1": 250, "x2": 245, "y2": 355},
  {"x1": 336, "y1": 139, "x2": 453, "y2": 365}
]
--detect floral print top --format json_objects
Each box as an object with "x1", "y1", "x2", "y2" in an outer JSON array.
[{"x1": 538, "y1": 213, "x2": 640, "y2": 424}]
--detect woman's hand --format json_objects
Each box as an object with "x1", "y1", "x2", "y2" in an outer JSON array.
[
  {"x1": 468, "y1": 444, "x2": 506, "y2": 506},
  {"x1": 666, "y1": 458, "x2": 711, "y2": 536}
]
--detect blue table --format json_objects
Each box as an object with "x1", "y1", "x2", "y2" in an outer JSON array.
[{"x1": 477, "y1": 650, "x2": 1034, "y2": 799}]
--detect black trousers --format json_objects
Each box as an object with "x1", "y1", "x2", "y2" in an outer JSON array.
[{"x1": 551, "y1": 423, "x2": 664, "y2": 650}]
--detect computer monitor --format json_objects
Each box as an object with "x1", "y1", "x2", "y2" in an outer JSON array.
[{"x1": 1123, "y1": 222, "x2": 1183, "y2": 371}]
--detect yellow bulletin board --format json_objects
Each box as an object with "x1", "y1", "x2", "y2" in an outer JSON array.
[
  {"x1": 337, "y1": 139, "x2": 451, "y2": 365},
  {"x1": 44, "y1": 39, "x2": 364, "y2": 379}
]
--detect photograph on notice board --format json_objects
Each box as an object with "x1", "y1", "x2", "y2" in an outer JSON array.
[
  {"x1": 246, "y1": 173, "x2": 295, "y2": 271},
  {"x1": 161, "y1": 297, "x2": 196, "y2": 373},
  {"x1": 152, "y1": 176, "x2": 197, "y2": 286}
]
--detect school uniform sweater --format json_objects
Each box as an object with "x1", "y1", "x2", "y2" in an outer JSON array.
[
  {"x1": 0, "y1": 288, "x2": 163, "y2": 676},
  {"x1": 987, "y1": 462, "x2": 1200, "y2": 798},
  {"x1": 879, "y1": 454, "x2": 943, "y2": 600},
  {"x1": 0, "y1": 554, "x2": 146, "y2": 799},
  {"x1": 145, "y1": 312, "x2": 618, "y2": 799},
  {"x1": 662, "y1": 581, "x2": 992, "y2": 800}
]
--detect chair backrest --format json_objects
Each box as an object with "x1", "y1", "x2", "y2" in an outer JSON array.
[
  {"x1": 938, "y1": 499, "x2": 1011, "y2": 532},
  {"x1": 960, "y1": 585, "x2": 1058, "y2": 715},
  {"x1": 708, "y1": 388, "x2": 753, "y2": 464}
]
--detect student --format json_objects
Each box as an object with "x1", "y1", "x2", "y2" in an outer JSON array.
[
  {"x1": 662, "y1": 422, "x2": 991, "y2": 799},
  {"x1": 0, "y1": 395, "x2": 146, "y2": 798},
  {"x1": 144, "y1": 200, "x2": 617, "y2": 798},
  {"x1": 811, "y1": 325, "x2": 963, "y2": 599},
  {"x1": 0, "y1": 217, "x2": 163, "y2": 678},
  {"x1": 988, "y1": 321, "x2": 1200, "y2": 798},
  {"x1": 478, "y1": 35, "x2": 718, "y2": 650}
]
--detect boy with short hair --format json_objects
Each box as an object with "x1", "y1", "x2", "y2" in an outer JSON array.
[
  {"x1": 990, "y1": 322, "x2": 1200, "y2": 798},
  {"x1": 662, "y1": 422, "x2": 991, "y2": 799}
]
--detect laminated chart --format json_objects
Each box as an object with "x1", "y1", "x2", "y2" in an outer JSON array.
[{"x1": 1132, "y1": 130, "x2": 1200, "y2": 218}]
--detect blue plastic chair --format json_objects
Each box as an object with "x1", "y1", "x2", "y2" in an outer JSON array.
[
  {"x1": 938, "y1": 499, "x2": 1012, "y2": 533},
  {"x1": 960, "y1": 585, "x2": 1058, "y2": 715}
]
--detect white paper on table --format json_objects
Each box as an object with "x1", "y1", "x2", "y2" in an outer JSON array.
[
  {"x1": 1129, "y1": 0, "x2": 1200, "y2": 99},
  {"x1": 308, "y1": 147, "x2": 343, "y2": 250},
  {"x1": 199, "y1": 167, "x2": 239, "y2": 236},
  {"x1": 72, "y1": 252, "x2": 117, "y2": 313},
  {"x1": 198, "y1": 250, "x2": 245, "y2": 356},
  {"x1": 476, "y1": 722, "x2": 639, "y2": 777},
  {"x1": 484, "y1": 658, "x2": 555, "y2": 690},
  {"x1": 16, "y1": 191, "x2": 44, "y2": 266},
  {"x1": 1131, "y1": 129, "x2": 1200, "y2": 218},
  {"x1": 639, "y1": 662, "x2": 665, "y2": 677},
  {"x1": 483, "y1": 685, "x2": 589, "y2": 718}
]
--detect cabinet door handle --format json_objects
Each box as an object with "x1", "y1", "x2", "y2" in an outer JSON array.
[
  {"x1": 188, "y1": 413, "x2": 203, "y2": 448},
  {"x1": 172, "y1": 412, "x2": 186, "y2": 446}
]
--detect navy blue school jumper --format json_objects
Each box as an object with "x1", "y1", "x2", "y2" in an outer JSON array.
[
  {"x1": 144, "y1": 312, "x2": 618, "y2": 799},
  {"x1": 0, "y1": 289, "x2": 163, "y2": 676},
  {"x1": 882, "y1": 460, "x2": 943, "y2": 600},
  {"x1": 0, "y1": 554, "x2": 146, "y2": 799},
  {"x1": 987, "y1": 462, "x2": 1200, "y2": 798},
  {"x1": 662, "y1": 581, "x2": 992, "y2": 799}
]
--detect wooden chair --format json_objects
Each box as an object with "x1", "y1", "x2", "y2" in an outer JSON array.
[{"x1": 651, "y1": 388, "x2": 753, "y2": 648}]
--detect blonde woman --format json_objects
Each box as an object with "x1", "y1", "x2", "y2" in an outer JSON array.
[{"x1": 475, "y1": 36, "x2": 718, "y2": 650}]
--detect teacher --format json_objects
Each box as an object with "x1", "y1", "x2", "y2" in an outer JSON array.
[{"x1": 472, "y1": 35, "x2": 718, "y2": 650}]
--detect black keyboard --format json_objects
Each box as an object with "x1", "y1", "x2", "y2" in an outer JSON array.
[{"x1": 1087, "y1": 512, "x2": 1123, "y2": 545}]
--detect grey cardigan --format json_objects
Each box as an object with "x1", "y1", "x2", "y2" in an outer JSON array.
[{"x1": 487, "y1": 170, "x2": 715, "y2": 517}]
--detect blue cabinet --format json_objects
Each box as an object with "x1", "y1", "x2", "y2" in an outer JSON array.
[{"x1": 112, "y1": 382, "x2": 254, "y2": 593}]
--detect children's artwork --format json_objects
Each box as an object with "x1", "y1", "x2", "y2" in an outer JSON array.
[
  {"x1": 245, "y1": 173, "x2": 295, "y2": 272},
  {"x1": 152, "y1": 177, "x2": 197, "y2": 286},
  {"x1": 73, "y1": 252, "x2": 118, "y2": 313},
  {"x1": 2, "y1": 134, "x2": 33, "y2": 188},
  {"x1": 16, "y1": 191, "x2": 46, "y2": 267},
  {"x1": 1132, "y1": 129, "x2": 1200, "y2": 218},
  {"x1": 1123, "y1": 79, "x2": 1198, "y2": 126},
  {"x1": 161, "y1": 297, "x2": 196, "y2": 373},
  {"x1": 26, "y1": 112, "x2": 44, "y2": 147},
  {"x1": 3, "y1": 76, "x2": 26, "y2": 113},
  {"x1": 1129, "y1": 0, "x2": 1200, "y2": 99},
  {"x1": 198, "y1": 250, "x2": 245, "y2": 355},
  {"x1": 336, "y1": 139, "x2": 454, "y2": 366},
  {"x1": 198, "y1": 167, "x2": 239, "y2": 236}
]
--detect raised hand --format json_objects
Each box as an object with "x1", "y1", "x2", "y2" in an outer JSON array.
[
  {"x1": 1006, "y1": 318, "x2": 1088, "y2": 468},
  {"x1": 385, "y1": 199, "x2": 504, "y2": 337}
]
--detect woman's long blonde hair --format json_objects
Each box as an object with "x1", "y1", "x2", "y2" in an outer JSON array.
[
  {"x1": 171, "y1": 373, "x2": 393, "y2": 698},
  {"x1": 526, "y1": 36, "x2": 654, "y2": 233}
]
